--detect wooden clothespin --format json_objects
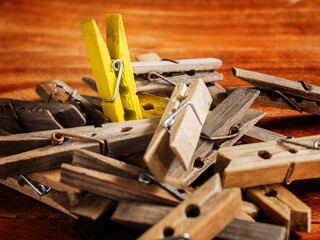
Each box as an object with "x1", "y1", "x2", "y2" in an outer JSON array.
[
  {"x1": 81, "y1": 14, "x2": 142, "y2": 122},
  {"x1": 36, "y1": 80, "x2": 107, "y2": 126},
  {"x1": 2, "y1": 167, "x2": 114, "y2": 221},
  {"x1": 112, "y1": 200, "x2": 285, "y2": 240},
  {"x1": 245, "y1": 184, "x2": 311, "y2": 239},
  {"x1": 232, "y1": 68, "x2": 320, "y2": 114},
  {"x1": 144, "y1": 78, "x2": 212, "y2": 181},
  {"x1": 60, "y1": 150, "x2": 188, "y2": 206},
  {"x1": 111, "y1": 199, "x2": 258, "y2": 228},
  {"x1": 0, "y1": 118, "x2": 159, "y2": 177},
  {"x1": 216, "y1": 134, "x2": 320, "y2": 188},
  {"x1": 132, "y1": 58, "x2": 223, "y2": 93},
  {"x1": 138, "y1": 174, "x2": 242, "y2": 240},
  {"x1": 239, "y1": 125, "x2": 311, "y2": 237},
  {"x1": 169, "y1": 109, "x2": 265, "y2": 186},
  {"x1": 0, "y1": 98, "x2": 86, "y2": 133},
  {"x1": 0, "y1": 100, "x2": 62, "y2": 133},
  {"x1": 167, "y1": 87, "x2": 263, "y2": 186}
]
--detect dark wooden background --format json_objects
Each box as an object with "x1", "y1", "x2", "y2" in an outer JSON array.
[{"x1": 0, "y1": 0, "x2": 319, "y2": 239}]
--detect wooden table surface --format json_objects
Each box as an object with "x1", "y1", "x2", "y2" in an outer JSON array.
[{"x1": 0, "y1": 0, "x2": 319, "y2": 239}]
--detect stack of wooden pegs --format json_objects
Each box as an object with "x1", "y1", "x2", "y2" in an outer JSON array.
[{"x1": 0, "y1": 13, "x2": 319, "y2": 240}]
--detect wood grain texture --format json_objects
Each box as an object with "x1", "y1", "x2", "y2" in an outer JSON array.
[
  {"x1": 60, "y1": 164, "x2": 180, "y2": 206},
  {"x1": 138, "y1": 174, "x2": 242, "y2": 240},
  {"x1": 235, "y1": 121, "x2": 311, "y2": 235},
  {"x1": 28, "y1": 169, "x2": 81, "y2": 193},
  {"x1": 36, "y1": 80, "x2": 108, "y2": 126},
  {"x1": 245, "y1": 184, "x2": 311, "y2": 240},
  {"x1": 0, "y1": 107, "x2": 63, "y2": 133},
  {"x1": 0, "y1": 99, "x2": 86, "y2": 129},
  {"x1": 111, "y1": 200, "x2": 258, "y2": 231},
  {"x1": 226, "y1": 87, "x2": 320, "y2": 115},
  {"x1": 242, "y1": 125, "x2": 286, "y2": 143},
  {"x1": 269, "y1": 184, "x2": 311, "y2": 232},
  {"x1": 71, "y1": 193, "x2": 115, "y2": 220},
  {"x1": 232, "y1": 68, "x2": 320, "y2": 102},
  {"x1": 169, "y1": 79, "x2": 212, "y2": 170},
  {"x1": 73, "y1": 149, "x2": 147, "y2": 179},
  {"x1": 0, "y1": 140, "x2": 100, "y2": 178},
  {"x1": 105, "y1": 14, "x2": 143, "y2": 121},
  {"x1": 143, "y1": 83, "x2": 187, "y2": 180},
  {"x1": 217, "y1": 219, "x2": 287, "y2": 240},
  {"x1": 111, "y1": 201, "x2": 173, "y2": 231},
  {"x1": 83, "y1": 70, "x2": 223, "y2": 94},
  {"x1": 192, "y1": 87, "x2": 260, "y2": 164},
  {"x1": 0, "y1": 177, "x2": 80, "y2": 219},
  {"x1": 217, "y1": 135, "x2": 320, "y2": 188},
  {"x1": 131, "y1": 58, "x2": 222, "y2": 74},
  {"x1": 0, "y1": 0, "x2": 320, "y2": 239},
  {"x1": 81, "y1": 19, "x2": 126, "y2": 122},
  {"x1": 169, "y1": 109, "x2": 265, "y2": 185}
]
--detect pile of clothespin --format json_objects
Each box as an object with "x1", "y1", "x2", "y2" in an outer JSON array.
[{"x1": 0, "y1": 13, "x2": 319, "y2": 240}]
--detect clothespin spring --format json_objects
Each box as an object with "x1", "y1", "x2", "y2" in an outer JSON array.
[
  {"x1": 138, "y1": 173, "x2": 186, "y2": 201},
  {"x1": 103, "y1": 59, "x2": 124, "y2": 103},
  {"x1": 51, "y1": 132, "x2": 106, "y2": 155},
  {"x1": 163, "y1": 101, "x2": 202, "y2": 134},
  {"x1": 271, "y1": 90, "x2": 302, "y2": 113},
  {"x1": 161, "y1": 58, "x2": 179, "y2": 64},
  {"x1": 157, "y1": 233, "x2": 191, "y2": 240},
  {"x1": 277, "y1": 138, "x2": 320, "y2": 150},
  {"x1": 21, "y1": 175, "x2": 51, "y2": 196},
  {"x1": 147, "y1": 71, "x2": 177, "y2": 86},
  {"x1": 49, "y1": 82, "x2": 81, "y2": 104},
  {"x1": 201, "y1": 125, "x2": 240, "y2": 141}
]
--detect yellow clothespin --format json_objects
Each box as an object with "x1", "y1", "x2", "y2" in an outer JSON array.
[{"x1": 81, "y1": 14, "x2": 142, "y2": 122}]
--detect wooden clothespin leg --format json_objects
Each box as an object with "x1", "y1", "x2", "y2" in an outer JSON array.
[
  {"x1": 106, "y1": 14, "x2": 142, "y2": 121},
  {"x1": 81, "y1": 15, "x2": 142, "y2": 122},
  {"x1": 144, "y1": 78, "x2": 212, "y2": 180}
]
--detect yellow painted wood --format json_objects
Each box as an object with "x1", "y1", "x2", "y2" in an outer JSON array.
[
  {"x1": 105, "y1": 14, "x2": 142, "y2": 121},
  {"x1": 138, "y1": 93, "x2": 168, "y2": 119},
  {"x1": 81, "y1": 19, "x2": 125, "y2": 122}
]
